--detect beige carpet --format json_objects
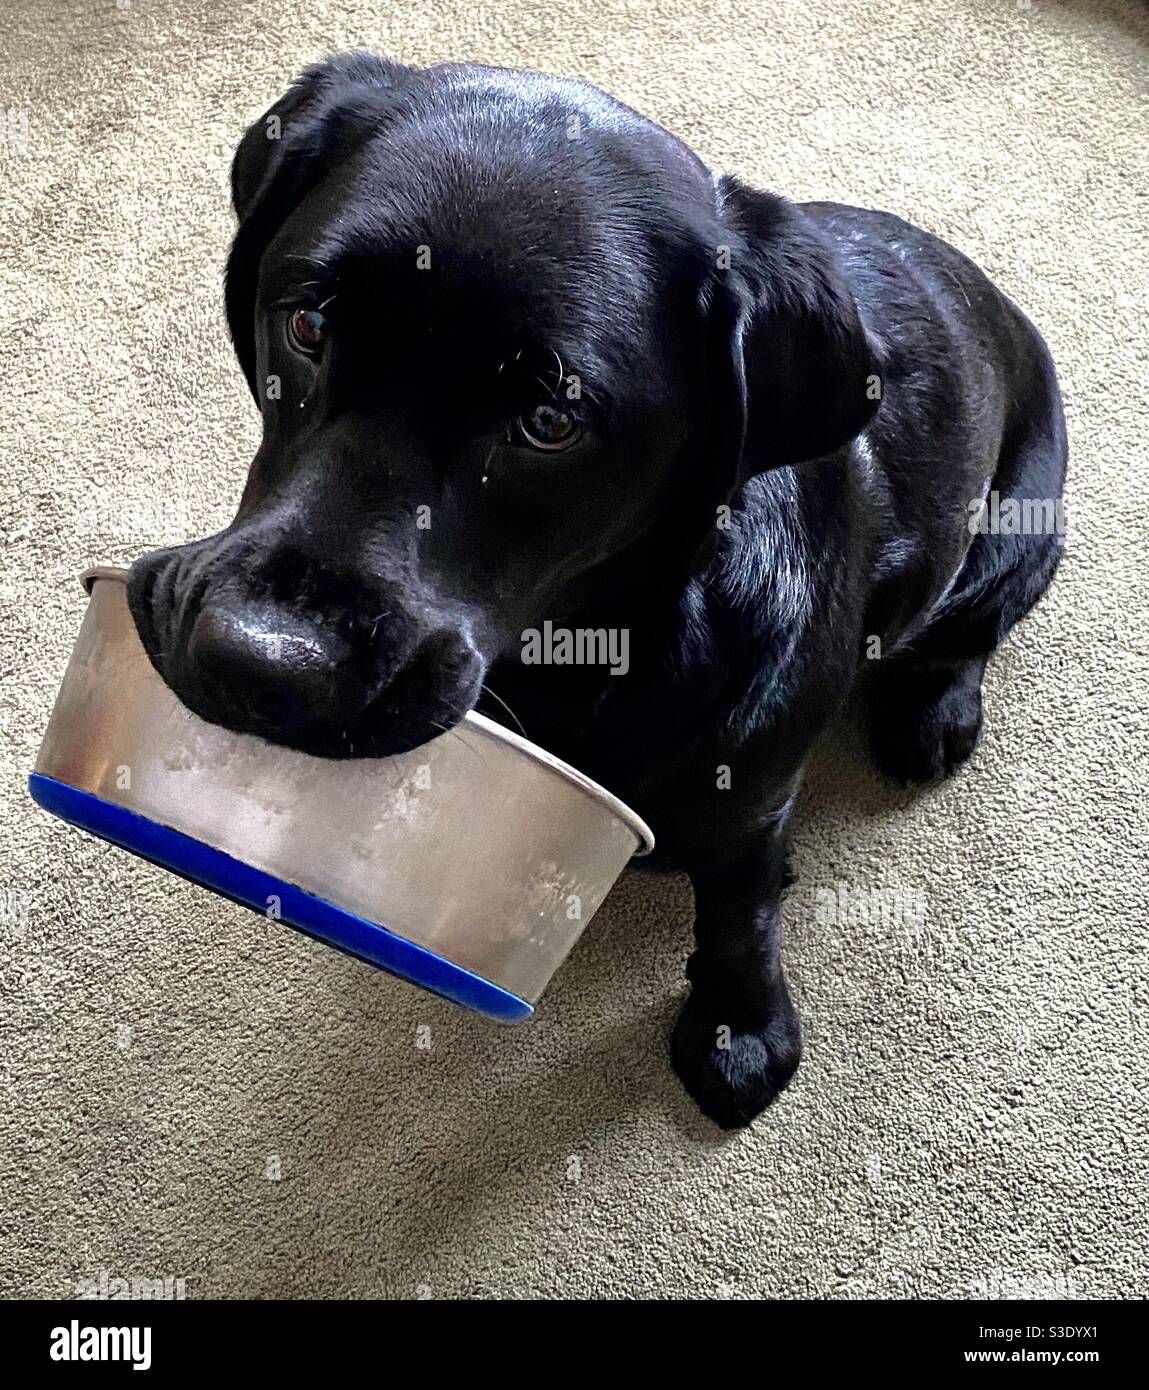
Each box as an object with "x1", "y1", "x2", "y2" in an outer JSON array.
[{"x1": 2, "y1": 0, "x2": 1146, "y2": 1300}]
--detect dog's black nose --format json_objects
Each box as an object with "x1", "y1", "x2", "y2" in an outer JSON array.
[{"x1": 187, "y1": 602, "x2": 353, "y2": 731}]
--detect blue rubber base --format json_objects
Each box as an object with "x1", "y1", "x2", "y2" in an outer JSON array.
[{"x1": 28, "y1": 773, "x2": 533, "y2": 1023}]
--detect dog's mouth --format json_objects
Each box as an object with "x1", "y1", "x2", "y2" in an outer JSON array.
[
  {"x1": 127, "y1": 547, "x2": 487, "y2": 761},
  {"x1": 158, "y1": 636, "x2": 485, "y2": 760}
]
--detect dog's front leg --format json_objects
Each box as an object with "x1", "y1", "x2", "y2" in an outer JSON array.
[{"x1": 671, "y1": 807, "x2": 802, "y2": 1129}]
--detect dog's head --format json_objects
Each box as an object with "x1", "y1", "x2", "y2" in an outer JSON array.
[{"x1": 128, "y1": 53, "x2": 877, "y2": 757}]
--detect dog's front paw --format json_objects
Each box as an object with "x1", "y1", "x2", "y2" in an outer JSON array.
[{"x1": 670, "y1": 978, "x2": 802, "y2": 1129}]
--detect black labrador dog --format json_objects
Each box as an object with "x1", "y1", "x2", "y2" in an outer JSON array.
[{"x1": 127, "y1": 53, "x2": 1067, "y2": 1127}]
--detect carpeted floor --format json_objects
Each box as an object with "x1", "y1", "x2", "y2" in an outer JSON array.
[{"x1": 1, "y1": 0, "x2": 1146, "y2": 1300}]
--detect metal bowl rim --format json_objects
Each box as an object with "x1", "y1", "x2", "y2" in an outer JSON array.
[{"x1": 78, "y1": 565, "x2": 655, "y2": 855}]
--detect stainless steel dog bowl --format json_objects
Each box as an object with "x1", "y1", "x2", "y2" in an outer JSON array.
[{"x1": 29, "y1": 567, "x2": 653, "y2": 1021}]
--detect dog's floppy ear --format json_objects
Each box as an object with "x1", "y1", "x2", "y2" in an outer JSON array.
[
  {"x1": 225, "y1": 52, "x2": 416, "y2": 401},
  {"x1": 709, "y1": 175, "x2": 880, "y2": 477}
]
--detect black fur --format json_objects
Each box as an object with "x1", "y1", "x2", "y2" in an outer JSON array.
[{"x1": 127, "y1": 54, "x2": 1068, "y2": 1127}]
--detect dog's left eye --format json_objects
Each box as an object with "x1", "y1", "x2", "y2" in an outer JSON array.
[
  {"x1": 287, "y1": 307, "x2": 329, "y2": 357},
  {"x1": 515, "y1": 402, "x2": 581, "y2": 452}
]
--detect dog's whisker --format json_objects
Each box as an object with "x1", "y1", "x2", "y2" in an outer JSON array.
[
  {"x1": 479, "y1": 683, "x2": 528, "y2": 738},
  {"x1": 549, "y1": 348, "x2": 566, "y2": 391},
  {"x1": 418, "y1": 717, "x2": 489, "y2": 768}
]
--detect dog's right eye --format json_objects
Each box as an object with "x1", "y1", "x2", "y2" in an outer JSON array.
[
  {"x1": 287, "y1": 307, "x2": 329, "y2": 357},
  {"x1": 514, "y1": 402, "x2": 582, "y2": 452}
]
